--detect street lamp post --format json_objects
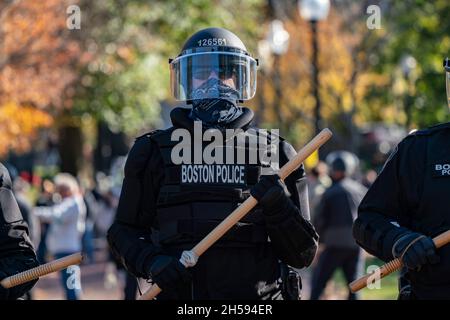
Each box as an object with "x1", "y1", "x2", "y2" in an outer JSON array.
[
  {"x1": 266, "y1": 20, "x2": 290, "y2": 130},
  {"x1": 255, "y1": 39, "x2": 272, "y2": 126},
  {"x1": 299, "y1": 0, "x2": 330, "y2": 134},
  {"x1": 311, "y1": 20, "x2": 320, "y2": 135}
]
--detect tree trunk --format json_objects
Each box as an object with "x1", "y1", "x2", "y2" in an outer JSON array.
[
  {"x1": 58, "y1": 123, "x2": 83, "y2": 176},
  {"x1": 94, "y1": 121, "x2": 129, "y2": 174}
]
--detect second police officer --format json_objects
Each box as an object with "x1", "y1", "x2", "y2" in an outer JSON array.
[{"x1": 353, "y1": 58, "x2": 450, "y2": 299}]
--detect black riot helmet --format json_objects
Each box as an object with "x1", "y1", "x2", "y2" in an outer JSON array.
[
  {"x1": 444, "y1": 57, "x2": 450, "y2": 110},
  {"x1": 325, "y1": 151, "x2": 360, "y2": 177},
  {"x1": 169, "y1": 27, "x2": 258, "y2": 103}
]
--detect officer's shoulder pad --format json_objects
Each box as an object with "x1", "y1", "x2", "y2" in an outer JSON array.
[
  {"x1": 135, "y1": 128, "x2": 174, "y2": 141},
  {"x1": 135, "y1": 130, "x2": 160, "y2": 141},
  {"x1": 406, "y1": 122, "x2": 450, "y2": 138},
  {"x1": 425, "y1": 121, "x2": 450, "y2": 133},
  {"x1": 405, "y1": 128, "x2": 429, "y2": 137}
]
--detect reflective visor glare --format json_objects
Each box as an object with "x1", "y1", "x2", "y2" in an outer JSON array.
[{"x1": 170, "y1": 52, "x2": 257, "y2": 101}]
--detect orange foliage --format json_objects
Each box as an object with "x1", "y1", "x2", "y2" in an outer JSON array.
[
  {"x1": 0, "y1": 102, "x2": 53, "y2": 156},
  {"x1": 0, "y1": 0, "x2": 82, "y2": 155}
]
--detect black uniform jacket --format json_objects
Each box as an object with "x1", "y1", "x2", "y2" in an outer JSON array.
[
  {"x1": 355, "y1": 122, "x2": 450, "y2": 299},
  {"x1": 108, "y1": 107, "x2": 317, "y2": 299},
  {"x1": 0, "y1": 163, "x2": 39, "y2": 300}
]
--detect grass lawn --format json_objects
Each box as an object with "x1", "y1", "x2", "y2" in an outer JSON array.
[{"x1": 330, "y1": 257, "x2": 399, "y2": 300}]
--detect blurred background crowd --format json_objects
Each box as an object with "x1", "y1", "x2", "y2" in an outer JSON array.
[{"x1": 0, "y1": 0, "x2": 448, "y2": 299}]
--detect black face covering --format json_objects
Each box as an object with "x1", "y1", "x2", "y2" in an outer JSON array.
[{"x1": 189, "y1": 78, "x2": 243, "y2": 129}]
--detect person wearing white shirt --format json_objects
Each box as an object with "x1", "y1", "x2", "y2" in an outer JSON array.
[{"x1": 34, "y1": 173, "x2": 86, "y2": 300}]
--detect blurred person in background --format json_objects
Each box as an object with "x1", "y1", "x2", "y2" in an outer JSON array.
[
  {"x1": 104, "y1": 157, "x2": 139, "y2": 300},
  {"x1": 33, "y1": 173, "x2": 86, "y2": 300},
  {"x1": 81, "y1": 177, "x2": 102, "y2": 265},
  {"x1": 307, "y1": 161, "x2": 331, "y2": 220},
  {"x1": 0, "y1": 163, "x2": 39, "y2": 300},
  {"x1": 81, "y1": 188, "x2": 97, "y2": 265},
  {"x1": 13, "y1": 176, "x2": 40, "y2": 249},
  {"x1": 95, "y1": 171, "x2": 138, "y2": 299},
  {"x1": 35, "y1": 178, "x2": 56, "y2": 264},
  {"x1": 310, "y1": 151, "x2": 367, "y2": 300},
  {"x1": 361, "y1": 169, "x2": 377, "y2": 189}
]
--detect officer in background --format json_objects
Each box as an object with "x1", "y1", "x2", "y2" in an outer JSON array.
[
  {"x1": 310, "y1": 151, "x2": 367, "y2": 300},
  {"x1": 353, "y1": 58, "x2": 450, "y2": 299},
  {"x1": 307, "y1": 161, "x2": 331, "y2": 221},
  {"x1": 107, "y1": 27, "x2": 318, "y2": 300},
  {"x1": 0, "y1": 163, "x2": 39, "y2": 300}
]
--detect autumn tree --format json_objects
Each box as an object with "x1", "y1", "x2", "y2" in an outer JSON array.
[
  {"x1": 1, "y1": 0, "x2": 266, "y2": 175},
  {"x1": 0, "y1": 0, "x2": 82, "y2": 158},
  {"x1": 68, "y1": 0, "x2": 265, "y2": 174},
  {"x1": 254, "y1": 0, "x2": 391, "y2": 154},
  {"x1": 72, "y1": 0, "x2": 265, "y2": 134},
  {"x1": 372, "y1": 0, "x2": 450, "y2": 128}
]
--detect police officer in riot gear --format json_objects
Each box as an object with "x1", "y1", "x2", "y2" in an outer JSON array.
[
  {"x1": 310, "y1": 151, "x2": 366, "y2": 300},
  {"x1": 107, "y1": 27, "x2": 318, "y2": 300},
  {"x1": 0, "y1": 163, "x2": 39, "y2": 300},
  {"x1": 353, "y1": 58, "x2": 450, "y2": 299}
]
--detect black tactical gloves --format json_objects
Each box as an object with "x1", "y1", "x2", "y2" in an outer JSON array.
[
  {"x1": 148, "y1": 255, "x2": 192, "y2": 292},
  {"x1": 392, "y1": 232, "x2": 440, "y2": 271},
  {"x1": 0, "y1": 255, "x2": 39, "y2": 300},
  {"x1": 250, "y1": 175, "x2": 319, "y2": 268},
  {"x1": 250, "y1": 175, "x2": 292, "y2": 216}
]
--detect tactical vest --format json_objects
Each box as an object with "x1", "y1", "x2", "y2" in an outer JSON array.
[
  {"x1": 150, "y1": 126, "x2": 278, "y2": 248},
  {"x1": 404, "y1": 123, "x2": 450, "y2": 294},
  {"x1": 408, "y1": 123, "x2": 450, "y2": 236}
]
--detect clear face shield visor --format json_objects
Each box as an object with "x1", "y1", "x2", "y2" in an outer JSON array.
[{"x1": 170, "y1": 51, "x2": 257, "y2": 101}]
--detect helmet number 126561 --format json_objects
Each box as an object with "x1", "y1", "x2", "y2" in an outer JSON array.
[{"x1": 198, "y1": 38, "x2": 227, "y2": 46}]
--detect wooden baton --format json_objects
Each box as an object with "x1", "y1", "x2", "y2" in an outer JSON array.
[
  {"x1": 138, "y1": 128, "x2": 333, "y2": 300},
  {"x1": 350, "y1": 229, "x2": 450, "y2": 293},
  {"x1": 0, "y1": 252, "x2": 83, "y2": 289}
]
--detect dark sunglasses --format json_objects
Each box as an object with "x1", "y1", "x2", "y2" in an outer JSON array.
[{"x1": 192, "y1": 66, "x2": 237, "y2": 80}]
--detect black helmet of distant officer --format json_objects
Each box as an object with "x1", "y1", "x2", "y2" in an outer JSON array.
[{"x1": 325, "y1": 151, "x2": 359, "y2": 182}]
